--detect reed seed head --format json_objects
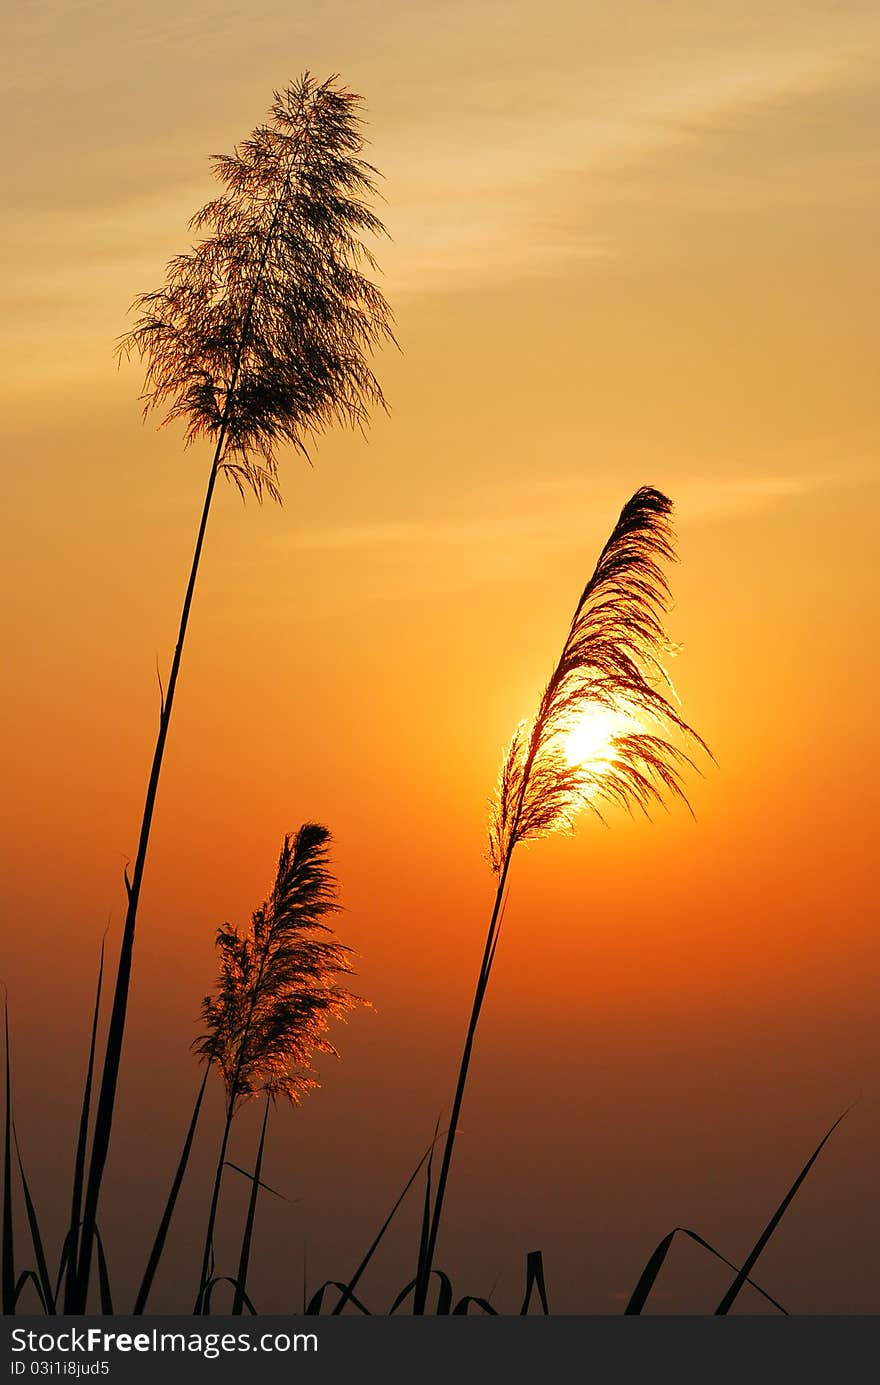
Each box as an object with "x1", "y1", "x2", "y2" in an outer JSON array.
[
  {"x1": 488, "y1": 487, "x2": 710, "y2": 873},
  {"x1": 196, "y1": 824, "x2": 362, "y2": 1108},
  {"x1": 119, "y1": 74, "x2": 395, "y2": 500}
]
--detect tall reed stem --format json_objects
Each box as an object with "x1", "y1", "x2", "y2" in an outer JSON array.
[
  {"x1": 413, "y1": 851, "x2": 513, "y2": 1313},
  {"x1": 414, "y1": 694, "x2": 548, "y2": 1314},
  {"x1": 231, "y1": 1095, "x2": 271, "y2": 1315},
  {"x1": 62, "y1": 941, "x2": 105, "y2": 1311},
  {"x1": 414, "y1": 491, "x2": 703, "y2": 1311},
  {"x1": 72, "y1": 449, "x2": 221, "y2": 1309},
  {"x1": 72, "y1": 177, "x2": 292, "y2": 1312},
  {"x1": 194, "y1": 1089, "x2": 237, "y2": 1314}
]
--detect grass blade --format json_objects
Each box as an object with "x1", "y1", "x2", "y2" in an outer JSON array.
[
  {"x1": 94, "y1": 1228, "x2": 114, "y2": 1314},
  {"x1": 231, "y1": 1095, "x2": 270, "y2": 1315},
  {"x1": 54, "y1": 1231, "x2": 74, "y2": 1308},
  {"x1": 519, "y1": 1249, "x2": 549, "y2": 1315},
  {"x1": 625, "y1": 1230, "x2": 676, "y2": 1315},
  {"x1": 12, "y1": 1124, "x2": 55, "y2": 1313},
  {"x1": 453, "y1": 1295, "x2": 498, "y2": 1315},
  {"x1": 625, "y1": 1227, "x2": 789, "y2": 1315},
  {"x1": 306, "y1": 1281, "x2": 371, "y2": 1315},
  {"x1": 388, "y1": 1277, "x2": 418, "y2": 1314},
  {"x1": 2, "y1": 1001, "x2": 15, "y2": 1314},
  {"x1": 714, "y1": 1109, "x2": 849, "y2": 1315},
  {"x1": 389, "y1": 1270, "x2": 452, "y2": 1315},
  {"x1": 63, "y1": 938, "x2": 105, "y2": 1311},
  {"x1": 224, "y1": 1162, "x2": 286, "y2": 1200},
  {"x1": 204, "y1": 1276, "x2": 257, "y2": 1315},
  {"x1": 133, "y1": 1066, "x2": 209, "y2": 1314},
  {"x1": 13, "y1": 1269, "x2": 48, "y2": 1313},
  {"x1": 388, "y1": 1274, "x2": 415, "y2": 1307},
  {"x1": 332, "y1": 1135, "x2": 440, "y2": 1314},
  {"x1": 433, "y1": 1270, "x2": 453, "y2": 1315},
  {"x1": 413, "y1": 1117, "x2": 441, "y2": 1314}
]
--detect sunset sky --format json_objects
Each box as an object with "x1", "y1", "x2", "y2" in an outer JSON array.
[{"x1": 2, "y1": 1, "x2": 879, "y2": 1312}]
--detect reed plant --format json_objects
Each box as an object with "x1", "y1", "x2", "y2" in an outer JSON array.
[
  {"x1": 70, "y1": 74, "x2": 393, "y2": 1310},
  {"x1": 129, "y1": 825, "x2": 360, "y2": 1313},
  {"x1": 0, "y1": 76, "x2": 861, "y2": 1317},
  {"x1": 192, "y1": 823, "x2": 361, "y2": 1311},
  {"x1": 0, "y1": 850, "x2": 852, "y2": 1314},
  {"x1": 414, "y1": 487, "x2": 710, "y2": 1311}
]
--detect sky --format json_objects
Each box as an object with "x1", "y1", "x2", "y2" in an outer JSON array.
[{"x1": 1, "y1": 1, "x2": 879, "y2": 1313}]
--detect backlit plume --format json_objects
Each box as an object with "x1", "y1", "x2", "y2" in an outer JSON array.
[
  {"x1": 487, "y1": 488, "x2": 710, "y2": 874},
  {"x1": 196, "y1": 824, "x2": 361, "y2": 1108}
]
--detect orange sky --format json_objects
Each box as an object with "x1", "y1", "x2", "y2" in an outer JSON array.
[{"x1": 2, "y1": 1, "x2": 879, "y2": 1312}]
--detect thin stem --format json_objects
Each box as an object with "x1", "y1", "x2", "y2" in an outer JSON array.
[
  {"x1": 414, "y1": 717, "x2": 544, "y2": 1314},
  {"x1": 194, "y1": 1092, "x2": 236, "y2": 1314},
  {"x1": 412, "y1": 856, "x2": 511, "y2": 1313},
  {"x1": 72, "y1": 166, "x2": 296, "y2": 1313},
  {"x1": 133, "y1": 1065, "x2": 210, "y2": 1314},
  {"x1": 62, "y1": 940, "x2": 105, "y2": 1312},
  {"x1": 231, "y1": 1095, "x2": 271, "y2": 1315},
  {"x1": 72, "y1": 446, "x2": 222, "y2": 1309},
  {"x1": 331, "y1": 1137, "x2": 440, "y2": 1315},
  {"x1": 2, "y1": 1003, "x2": 15, "y2": 1315}
]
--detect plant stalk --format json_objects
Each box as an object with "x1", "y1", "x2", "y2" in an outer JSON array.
[
  {"x1": 72, "y1": 169, "x2": 293, "y2": 1312},
  {"x1": 412, "y1": 855, "x2": 511, "y2": 1313},
  {"x1": 62, "y1": 940, "x2": 105, "y2": 1311},
  {"x1": 413, "y1": 710, "x2": 547, "y2": 1314},
  {"x1": 2, "y1": 1003, "x2": 15, "y2": 1314},
  {"x1": 72, "y1": 447, "x2": 222, "y2": 1309},
  {"x1": 194, "y1": 1089, "x2": 237, "y2": 1314},
  {"x1": 231, "y1": 1095, "x2": 271, "y2": 1315}
]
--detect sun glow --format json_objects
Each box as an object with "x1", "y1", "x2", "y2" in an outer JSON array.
[{"x1": 562, "y1": 704, "x2": 635, "y2": 771}]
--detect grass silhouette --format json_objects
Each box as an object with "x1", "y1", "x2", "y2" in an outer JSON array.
[
  {"x1": 69, "y1": 73, "x2": 393, "y2": 1311},
  {"x1": 0, "y1": 69, "x2": 863, "y2": 1322},
  {"x1": 414, "y1": 487, "x2": 710, "y2": 1311},
  {"x1": 192, "y1": 824, "x2": 361, "y2": 1312}
]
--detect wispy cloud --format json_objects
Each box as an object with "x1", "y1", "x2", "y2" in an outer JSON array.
[
  {"x1": 272, "y1": 465, "x2": 873, "y2": 611},
  {"x1": 383, "y1": 36, "x2": 880, "y2": 294},
  {"x1": 3, "y1": 0, "x2": 878, "y2": 391}
]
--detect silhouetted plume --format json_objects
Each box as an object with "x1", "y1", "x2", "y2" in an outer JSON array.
[
  {"x1": 196, "y1": 824, "x2": 361, "y2": 1108},
  {"x1": 488, "y1": 486, "x2": 709, "y2": 871},
  {"x1": 415, "y1": 486, "x2": 709, "y2": 1313},
  {"x1": 119, "y1": 73, "x2": 395, "y2": 500}
]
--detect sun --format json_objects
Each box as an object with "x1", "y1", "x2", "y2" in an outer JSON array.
[{"x1": 562, "y1": 703, "x2": 634, "y2": 770}]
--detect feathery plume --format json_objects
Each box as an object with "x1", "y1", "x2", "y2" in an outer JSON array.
[
  {"x1": 488, "y1": 487, "x2": 708, "y2": 871},
  {"x1": 193, "y1": 825, "x2": 361, "y2": 1312},
  {"x1": 196, "y1": 823, "x2": 360, "y2": 1108},
  {"x1": 120, "y1": 74, "x2": 395, "y2": 501}
]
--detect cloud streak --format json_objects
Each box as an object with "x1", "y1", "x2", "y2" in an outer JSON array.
[{"x1": 276, "y1": 468, "x2": 872, "y2": 605}]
